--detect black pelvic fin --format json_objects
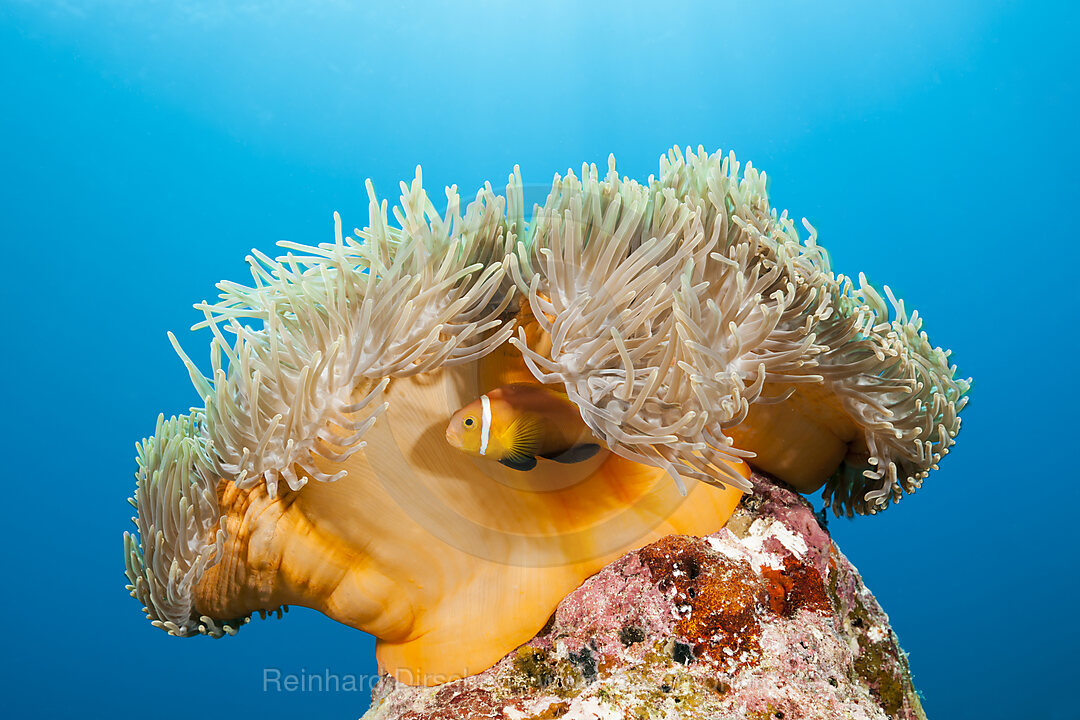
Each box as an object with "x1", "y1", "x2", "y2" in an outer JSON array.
[
  {"x1": 539, "y1": 444, "x2": 601, "y2": 464},
  {"x1": 499, "y1": 455, "x2": 538, "y2": 471}
]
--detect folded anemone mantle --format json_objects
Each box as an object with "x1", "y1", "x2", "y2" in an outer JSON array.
[{"x1": 124, "y1": 147, "x2": 968, "y2": 670}]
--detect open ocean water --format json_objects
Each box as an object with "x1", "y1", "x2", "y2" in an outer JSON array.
[{"x1": 2, "y1": 2, "x2": 1077, "y2": 718}]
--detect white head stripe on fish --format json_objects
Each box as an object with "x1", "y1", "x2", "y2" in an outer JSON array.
[{"x1": 479, "y1": 394, "x2": 492, "y2": 456}]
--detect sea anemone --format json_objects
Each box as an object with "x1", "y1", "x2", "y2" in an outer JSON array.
[{"x1": 124, "y1": 146, "x2": 968, "y2": 684}]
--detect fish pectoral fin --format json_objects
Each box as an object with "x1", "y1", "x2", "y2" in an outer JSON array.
[
  {"x1": 539, "y1": 443, "x2": 601, "y2": 464},
  {"x1": 499, "y1": 456, "x2": 538, "y2": 471},
  {"x1": 503, "y1": 415, "x2": 544, "y2": 459}
]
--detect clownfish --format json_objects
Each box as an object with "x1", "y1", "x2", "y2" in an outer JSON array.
[{"x1": 445, "y1": 383, "x2": 602, "y2": 471}]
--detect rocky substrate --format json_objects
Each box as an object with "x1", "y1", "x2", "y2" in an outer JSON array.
[{"x1": 362, "y1": 474, "x2": 926, "y2": 720}]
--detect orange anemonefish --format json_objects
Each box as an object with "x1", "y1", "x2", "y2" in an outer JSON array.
[{"x1": 445, "y1": 383, "x2": 602, "y2": 471}]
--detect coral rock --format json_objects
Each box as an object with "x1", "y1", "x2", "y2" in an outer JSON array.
[{"x1": 362, "y1": 474, "x2": 926, "y2": 720}]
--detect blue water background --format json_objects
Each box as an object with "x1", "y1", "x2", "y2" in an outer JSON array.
[{"x1": 2, "y1": 2, "x2": 1076, "y2": 718}]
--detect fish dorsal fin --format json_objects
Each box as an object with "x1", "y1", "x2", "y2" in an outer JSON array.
[{"x1": 501, "y1": 413, "x2": 543, "y2": 461}]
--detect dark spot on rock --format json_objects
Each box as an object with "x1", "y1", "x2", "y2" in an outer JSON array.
[
  {"x1": 706, "y1": 677, "x2": 731, "y2": 694},
  {"x1": 828, "y1": 676, "x2": 839, "y2": 687},
  {"x1": 738, "y1": 491, "x2": 765, "y2": 515},
  {"x1": 619, "y1": 625, "x2": 646, "y2": 646},
  {"x1": 814, "y1": 504, "x2": 830, "y2": 532},
  {"x1": 539, "y1": 610, "x2": 557, "y2": 636},
  {"x1": 851, "y1": 616, "x2": 864, "y2": 629},
  {"x1": 567, "y1": 643, "x2": 598, "y2": 683},
  {"x1": 672, "y1": 640, "x2": 696, "y2": 665},
  {"x1": 532, "y1": 700, "x2": 569, "y2": 719}
]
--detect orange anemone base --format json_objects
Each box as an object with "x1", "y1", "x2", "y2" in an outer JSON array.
[{"x1": 192, "y1": 310, "x2": 748, "y2": 686}]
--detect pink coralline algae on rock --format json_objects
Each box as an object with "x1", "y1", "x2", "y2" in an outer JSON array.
[{"x1": 362, "y1": 474, "x2": 927, "y2": 720}]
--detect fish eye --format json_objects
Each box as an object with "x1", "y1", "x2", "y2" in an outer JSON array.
[{"x1": 463, "y1": 417, "x2": 474, "y2": 427}]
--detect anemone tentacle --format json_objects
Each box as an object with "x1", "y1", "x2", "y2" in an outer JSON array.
[
  {"x1": 126, "y1": 146, "x2": 970, "y2": 640},
  {"x1": 124, "y1": 413, "x2": 232, "y2": 637}
]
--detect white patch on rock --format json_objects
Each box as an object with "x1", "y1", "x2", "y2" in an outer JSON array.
[
  {"x1": 717, "y1": 518, "x2": 809, "y2": 572},
  {"x1": 761, "y1": 518, "x2": 807, "y2": 557},
  {"x1": 707, "y1": 532, "x2": 753, "y2": 565},
  {"x1": 566, "y1": 696, "x2": 622, "y2": 720}
]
